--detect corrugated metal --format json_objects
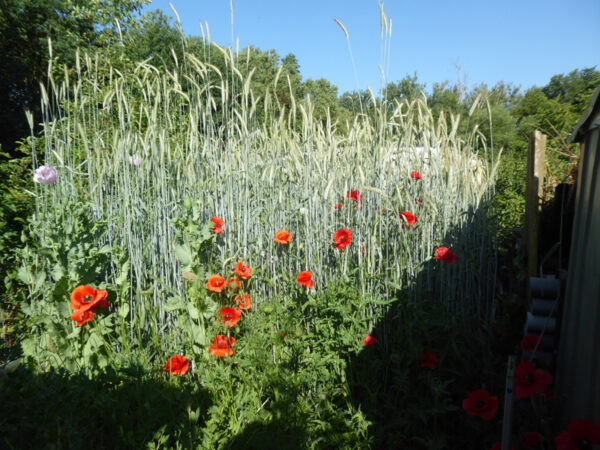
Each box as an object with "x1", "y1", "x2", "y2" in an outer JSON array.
[{"x1": 556, "y1": 89, "x2": 600, "y2": 426}]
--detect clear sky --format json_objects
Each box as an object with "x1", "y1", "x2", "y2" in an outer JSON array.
[{"x1": 142, "y1": 0, "x2": 600, "y2": 96}]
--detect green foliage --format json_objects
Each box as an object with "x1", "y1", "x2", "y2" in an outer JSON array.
[
  {"x1": 0, "y1": 0, "x2": 149, "y2": 155},
  {"x1": 123, "y1": 9, "x2": 184, "y2": 70},
  {"x1": 16, "y1": 200, "x2": 121, "y2": 373},
  {"x1": 302, "y1": 78, "x2": 340, "y2": 125},
  {"x1": 2, "y1": 280, "x2": 502, "y2": 449},
  {"x1": 0, "y1": 138, "x2": 37, "y2": 356},
  {"x1": 385, "y1": 73, "x2": 426, "y2": 103}
]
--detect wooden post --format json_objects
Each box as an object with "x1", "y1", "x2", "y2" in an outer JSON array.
[{"x1": 526, "y1": 130, "x2": 546, "y2": 278}]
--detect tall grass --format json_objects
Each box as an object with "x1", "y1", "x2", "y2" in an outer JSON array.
[{"x1": 28, "y1": 39, "x2": 498, "y2": 353}]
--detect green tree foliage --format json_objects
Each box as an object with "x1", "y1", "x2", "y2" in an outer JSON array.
[
  {"x1": 278, "y1": 53, "x2": 303, "y2": 111},
  {"x1": 428, "y1": 82, "x2": 463, "y2": 119},
  {"x1": 513, "y1": 67, "x2": 600, "y2": 144},
  {"x1": 384, "y1": 73, "x2": 426, "y2": 104},
  {"x1": 124, "y1": 9, "x2": 183, "y2": 70},
  {"x1": 0, "y1": 0, "x2": 148, "y2": 157},
  {"x1": 302, "y1": 78, "x2": 340, "y2": 125}
]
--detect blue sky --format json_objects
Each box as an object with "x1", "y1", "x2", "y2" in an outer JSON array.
[{"x1": 142, "y1": 0, "x2": 600, "y2": 95}]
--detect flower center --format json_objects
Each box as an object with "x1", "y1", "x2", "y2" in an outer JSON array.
[
  {"x1": 224, "y1": 313, "x2": 231, "y2": 320},
  {"x1": 475, "y1": 400, "x2": 486, "y2": 409},
  {"x1": 522, "y1": 375, "x2": 534, "y2": 385},
  {"x1": 83, "y1": 294, "x2": 93, "y2": 303}
]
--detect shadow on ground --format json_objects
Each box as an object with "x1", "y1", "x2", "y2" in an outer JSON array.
[{"x1": 0, "y1": 364, "x2": 211, "y2": 449}]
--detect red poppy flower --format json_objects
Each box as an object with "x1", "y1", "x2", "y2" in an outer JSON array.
[
  {"x1": 411, "y1": 171, "x2": 422, "y2": 180},
  {"x1": 70, "y1": 285, "x2": 110, "y2": 313},
  {"x1": 555, "y1": 420, "x2": 600, "y2": 450},
  {"x1": 234, "y1": 293, "x2": 252, "y2": 310},
  {"x1": 400, "y1": 211, "x2": 417, "y2": 228},
  {"x1": 462, "y1": 390, "x2": 498, "y2": 421},
  {"x1": 363, "y1": 333, "x2": 377, "y2": 346},
  {"x1": 334, "y1": 203, "x2": 343, "y2": 210},
  {"x1": 555, "y1": 431, "x2": 576, "y2": 450},
  {"x1": 71, "y1": 309, "x2": 95, "y2": 327},
  {"x1": 421, "y1": 350, "x2": 439, "y2": 369},
  {"x1": 218, "y1": 307, "x2": 242, "y2": 327},
  {"x1": 347, "y1": 190, "x2": 362, "y2": 202},
  {"x1": 274, "y1": 230, "x2": 292, "y2": 244},
  {"x1": 234, "y1": 262, "x2": 252, "y2": 280},
  {"x1": 162, "y1": 355, "x2": 189, "y2": 375},
  {"x1": 569, "y1": 420, "x2": 600, "y2": 442},
  {"x1": 491, "y1": 442, "x2": 515, "y2": 450},
  {"x1": 515, "y1": 360, "x2": 553, "y2": 399},
  {"x1": 208, "y1": 335, "x2": 236, "y2": 357},
  {"x1": 228, "y1": 276, "x2": 241, "y2": 290},
  {"x1": 521, "y1": 335, "x2": 544, "y2": 353},
  {"x1": 206, "y1": 275, "x2": 227, "y2": 293},
  {"x1": 523, "y1": 432, "x2": 542, "y2": 448},
  {"x1": 297, "y1": 271, "x2": 314, "y2": 288},
  {"x1": 211, "y1": 216, "x2": 224, "y2": 234},
  {"x1": 433, "y1": 246, "x2": 459, "y2": 264},
  {"x1": 333, "y1": 228, "x2": 352, "y2": 250}
]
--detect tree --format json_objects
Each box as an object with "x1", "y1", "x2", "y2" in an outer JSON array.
[
  {"x1": 543, "y1": 67, "x2": 600, "y2": 110},
  {"x1": 302, "y1": 78, "x2": 340, "y2": 125},
  {"x1": 124, "y1": 9, "x2": 183, "y2": 69},
  {"x1": 0, "y1": 0, "x2": 148, "y2": 156},
  {"x1": 277, "y1": 53, "x2": 303, "y2": 111},
  {"x1": 428, "y1": 82, "x2": 464, "y2": 119},
  {"x1": 384, "y1": 73, "x2": 426, "y2": 104}
]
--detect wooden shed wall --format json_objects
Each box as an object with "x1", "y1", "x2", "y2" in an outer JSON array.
[{"x1": 556, "y1": 123, "x2": 600, "y2": 425}]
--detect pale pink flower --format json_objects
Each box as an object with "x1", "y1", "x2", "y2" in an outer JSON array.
[{"x1": 33, "y1": 165, "x2": 57, "y2": 184}]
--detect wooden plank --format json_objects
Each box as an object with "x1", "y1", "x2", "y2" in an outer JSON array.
[{"x1": 525, "y1": 130, "x2": 546, "y2": 278}]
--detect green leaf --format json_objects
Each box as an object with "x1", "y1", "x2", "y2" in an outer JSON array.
[
  {"x1": 116, "y1": 260, "x2": 130, "y2": 286},
  {"x1": 119, "y1": 303, "x2": 130, "y2": 319},
  {"x1": 20, "y1": 338, "x2": 36, "y2": 358},
  {"x1": 51, "y1": 263, "x2": 64, "y2": 282},
  {"x1": 33, "y1": 271, "x2": 46, "y2": 293},
  {"x1": 187, "y1": 303, "x2": 199, "y2": 320},
  {"x1": 199, "y1": 220, "x2": 214, "y2": 242},
  {"x1": 165, "y1": 296, "x2": 185, "y2": 312},
  {"x1": 174, "y1": 244, "x2": 192, "y2": 266},
  {"x1": 190, "y1": 323, "x2": 207, "y2": 345},
  {"x1": 83, "y1": 332, "x2": 103, "y2": 359},
  {"x1": 57, "y1": 302, "x2": 71, "y2": 318},
  {"x1": 66, "y1": 326, "x2": 82, "y2": 339},
  {"x1": 17, "y1": 266, "x2": 32, "y2": 285},
  {"x1": 98, "y1": 245, "x2": 112, "y2": 254},
  {"x1": 4, "y1": 358, "x2": 23, "y2": 374}
]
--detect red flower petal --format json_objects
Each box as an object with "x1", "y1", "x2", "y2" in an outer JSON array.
[
  {"x1": 333, "y1": 229, "x2": 352, "y2": 250},
  {"x1": 162, "y1": 355, "x2": 189, "y2": 375},
  {"x1": 363, "y1": 333, "x2": 376, "y2": 347},
  {"x1": 297, "y1": 271, "x2": 314, "y2": 288},
  {"x1": 568, "y1": 419, "x2": 600, "y2": 443}
]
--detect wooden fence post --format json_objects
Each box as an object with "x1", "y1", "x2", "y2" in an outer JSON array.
[{"x1": 526, "y1": 130, "x2": 546, "y2": 278}]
